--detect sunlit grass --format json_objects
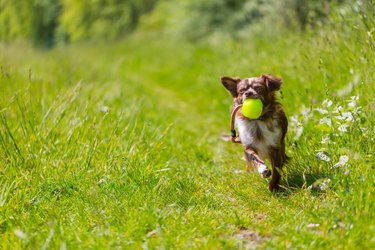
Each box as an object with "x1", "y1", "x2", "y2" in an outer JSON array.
[{"x1": 0, "y1": 9, "x2": 374, "y2": 249}]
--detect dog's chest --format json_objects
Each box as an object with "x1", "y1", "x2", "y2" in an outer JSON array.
[{"x1": 236, "y1": 118, "x2": 282, "y2": 159}]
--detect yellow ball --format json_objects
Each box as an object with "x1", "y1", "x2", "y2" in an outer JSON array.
[{"x1": 242, "y1": 99, "x2": 263, "y2": 119}]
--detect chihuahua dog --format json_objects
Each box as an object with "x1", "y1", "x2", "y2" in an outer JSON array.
[{"x1": 221, "y1": 74, "x2": 288, "y2": 191}]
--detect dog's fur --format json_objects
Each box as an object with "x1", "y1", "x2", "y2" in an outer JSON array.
[{"x1": 221, "y1": 74, "x2": 288, "y2": 191}]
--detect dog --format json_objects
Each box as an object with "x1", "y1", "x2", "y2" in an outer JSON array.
[{"x1": 221, "y1": 74, "x2": 288, "y2": 191}]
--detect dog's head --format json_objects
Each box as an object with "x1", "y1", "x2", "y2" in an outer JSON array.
[{"x1": 220, "y1": 74, "x2": 282, "y2": 105}]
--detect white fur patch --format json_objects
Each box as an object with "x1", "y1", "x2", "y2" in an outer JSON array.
[
  {"x1": 236, "y1": 118, "x2": 282, "y2": 160},
  {"x1": 258, "y1": 163, "x2": 268, "y2": 175}
]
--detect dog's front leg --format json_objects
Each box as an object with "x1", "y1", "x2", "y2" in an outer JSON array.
[
  {"x1": 269, "y1": 147, "x2": 283, "y2": 191},
  {"x1": 244, "y1": 147, "x2": 271, "y2": 178}
]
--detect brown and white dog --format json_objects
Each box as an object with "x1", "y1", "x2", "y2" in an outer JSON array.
[{"x1": 221, "y1": 74, "x2": 288, "y2": 191}]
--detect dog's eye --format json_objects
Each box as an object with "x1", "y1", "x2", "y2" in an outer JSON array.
[
  {"x1": 239, "y1": 88, "x2": 246, "y2": 94},
  {"x1": 254, "y1": 86, "x2": 263, "y2": 92}
]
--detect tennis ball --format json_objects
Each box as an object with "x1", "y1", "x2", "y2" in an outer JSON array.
[{"x1": 242, "y1": 99, "x2": 263, "y2": 119}]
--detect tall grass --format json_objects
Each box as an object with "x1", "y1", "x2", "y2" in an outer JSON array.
[{"x1": 0, "y1": 4, "x2": 374, "y2": 249}]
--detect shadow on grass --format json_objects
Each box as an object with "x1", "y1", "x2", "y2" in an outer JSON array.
[{"x1": 278, "y1": 164, "x2": 329, "y2": 195}]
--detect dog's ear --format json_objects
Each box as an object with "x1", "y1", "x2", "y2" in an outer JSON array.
[
  {"x1": 221, "y1": 76, "x2": 241, "y2": 97},
  {"x1": 261, "y1": 74, "x2": 282, "y2": 92}
]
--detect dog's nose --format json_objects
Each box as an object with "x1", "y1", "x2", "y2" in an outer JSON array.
[{"x1": 245, "y1": 90, "x2": 256, "y2": 98}]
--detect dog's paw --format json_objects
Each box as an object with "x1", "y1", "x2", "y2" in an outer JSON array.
[
  {"x1": 220, "y1": 133, "x2": 231, "y2": 141},
  {"x1": 258, "y1": 164, "x2": 271, "y2": 178}
]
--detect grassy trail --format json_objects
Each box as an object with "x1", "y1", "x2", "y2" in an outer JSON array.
[{"x1": 1, "y1": 24, "x2": 375, "y2": 249}]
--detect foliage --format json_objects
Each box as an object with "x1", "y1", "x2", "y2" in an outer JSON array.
[
  {"x1": 0, "y1": 0, "x2": 157, "y2": 46},
  {"x1": 182, "y1": 0, "x2": 265, "y2": 39},
  {"x1": 0, "y1": 0, "x2": 61, "y2": 47},
  {"x1": 58, "y1": 0, "x2": 157, "y2": 43},
  {"x1": 1, "y1": 0, "x2": 369, "y2": 45},
  {"x1": 178, "y1": 0, "x2": 352, "y2": 39}
]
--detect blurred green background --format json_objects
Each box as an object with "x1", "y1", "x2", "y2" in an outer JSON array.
[{"x1": 0, "y1": 0, "x2": 363, "y2": 47}]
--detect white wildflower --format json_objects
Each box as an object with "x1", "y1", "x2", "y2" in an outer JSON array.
[
  {"x1": 316, "y1": 151, "x2": 331, "y2": 162},
  {"x1": 307, "y1": 223, "x2": 320, "y2": 229},
  {"x1": 290, "y1": 115, "x2": 303, "y2": 140},
  {"x1": 320, "y1": 135, "x2": 330, "y2": 144},
  {"x1": 331, "y1": 155, "x2": 349, "y2": 170},
  {"x1": 301, "y1": 106, "x2": 312, "y2": 122},
  {"x1": 322, "y1": 99, "x2": 333, "y2": 108},
  {"x1": 336, "y1": 112, "x2": 353, "y2": 122},
  {"x1": 347, "y1": 96, "x2": 359, "y2": 108},
  {"x1": 14, "y1": 229, "x2": 28, "y2": 240},
  {"x1": 290, "y1": 115, "x2": 299, "y2": 124},
  {"x1": 316, "y1": 117, "x2": 332, "y2": 131},
  {"x1": 348, "y1": 101, "x2": 356, "y2": 108},
  {"x1": 320, "y1": 117, "x2": 332, "y2": 126},
  {"x1": 99, "y1": 105, "x2": 109, "y2": 113},
  {"x1": 315, "y1": 108, "x2": 329, "y2": 114},
  {"x1": 338, "y1": 124, "x2": 349, "y2": 133},
  {"x1": 319, "y1": 178, "x2": 331, "y2": 190},
  {"x1": 360, "y1": 127, "x2": 367, "y2": 132},
  {"x1": 294, "y1": 126, "x2": 303, "y2": 140},
  {"x1": 301, "y1": 106, "x2": 311, "y2": 116},
  {"x1": 333, "y1": 105, "x2": 343, "y2": 113}
]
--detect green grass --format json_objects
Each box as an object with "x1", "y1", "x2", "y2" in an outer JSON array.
[{"x1": 1, "y1": 9, "x2": 375, "y2": 249}]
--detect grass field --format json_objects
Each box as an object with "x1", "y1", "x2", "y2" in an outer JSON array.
[{"x1": 1, "y1": 7, "x2": 375, "y2": 249}]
